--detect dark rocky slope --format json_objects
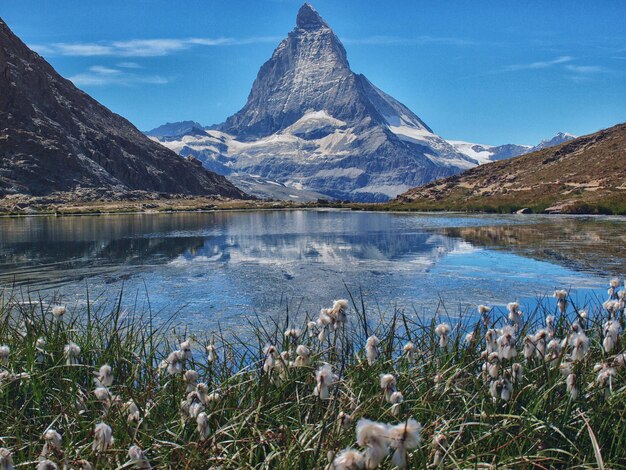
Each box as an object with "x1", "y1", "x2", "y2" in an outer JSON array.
[{"x1": 0, "y1": 18, "x2": 246, "y2": 199}]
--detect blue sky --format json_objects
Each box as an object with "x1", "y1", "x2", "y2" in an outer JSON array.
[{"x1": 2, "y1": 0, "x2": 625, "y2": 145}]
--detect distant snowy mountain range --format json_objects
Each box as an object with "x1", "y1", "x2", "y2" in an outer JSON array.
[
  {"x1": 447, "y1": 132, "x2": 576, "y2": 164},
  {"x1": 147, "y1": 4, "x2": 576, "y2": 202}
]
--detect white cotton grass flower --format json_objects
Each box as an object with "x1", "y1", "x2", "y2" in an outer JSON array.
[
  {"x1": 284, "y1": 327, "x2": 301, "y2": 339},
  {"x1": 94, "y1": 386, "x2": 113, "y2": 407},
  {"x1": 63, "y1": 341, "x2": 80, "y2": 365},
  {"x1": 507, "y1": 302, "x2": 519, "y2": 314},
  {"x1": 484, "y1": 329, "x2": 498, "y2": 354},
  {"x1": 433, "y1": 373, "x2": 444, "y2": 391},
  {"x1": 483, "y1": 352, "x2": 500, "y2": 379},
  {"x1": 545, "y1": 338, "x2": 562, "y2": 364},
  {"x1": 317, "y1": 310, "x2": 333, "y2": 342},
  {"x1": 205, "y1": 344, "x2": 217, "y2": 364},
  {"x1": 497, "y1": 326, "x2": 517, "y2": 360},
  {"x1": 36, "y1": 337, "x2": 47, "y2": 364},
  {"x1": 277, "y1": 351, "x2": 290, "y2": 380},
  {"x1": 262, "y1": 345, "x2": 278, "y2": 374},
  {"x1": 76, "y1": 460, "x2": 93, "y2": 470},
  {"x1": 566, "y1": 373, "x2": 578, "y2": 400},
  {"x1": 307, "y1": 321, "x2": 318, "y2": 338},
  {"x1": 608, "y1": 278, "x2": 620, "y2": 299},
  {"x1": 184, "y1": 370, "x2": 199, "y2": 393},
  {"x1": 316, "y1": 300, "x2": 349, "y2": 342},
  {"x1": 95, "y1": 364, "x2": 113, "y2": 387},
  {"x1": 51, "y1": 305, "x2": 66, "y2": 320},
  {"x1": 92, "y1": 422, "x2": 113, "y2": 452},
  {"x1": 0, "y1": 448, "x2": 14, "y2": 470},
  {"x1": 464, "y1": 332, "x2": 475, "y2": 344},
  {"x1": 570, "y1": 331, "x2": 590, "y2": 361},
  {"x1": 603, "y1": 320, "x2": 622, "y2": 353},
  {"x1": 205, "y1": 391, "x2": 221, "y2": 403},
  {"x1": 187, "y1": 391, "x2": 204, "y2": 419},
  {"x1": 507, "y1": 302, "x2": 523, "y2": 330},
  {"x1": 596, "y1": 365, "x2": 617, "y2": 395},
  {"x1": 390, "y1": 391, "x2": 404, "y2": 416},
  {"x1": 356, "y1": 419, "x2": 391, "y2": 470},
  {"x1": 500, "y1": 376, "x2": 513, "y2": 401},
  {"x1": 180, "y1": 340, "x2": 192, "y2": 361},
  {"x1": 388, "y1": 418, "x2": 423, "y2": 469},
  {"x1": 554, "y1": 289, "x2": 568, "y2": 313},
  {"x1": 478, "y1": 305, "x2": 492, "y2": 327},
  {"x1": 314, "y1": 363, "x2": 338, "y2": 400},
  {"x1": 523, "y1": 335, "x2": 536, "y2": 360},
  {"x1": 337, "y1": 411, "x2": 352, "y2": 430},
  {"x1": 36, "y1": 460, "x2": 58, "y2": 470},
  {"x1": 0, "y1": 345, "x2": 9, "y2": 365},
  {"x1": 403, "y1": 341, "x2": 415, "y2": 360},
  {"x1": 194, "y1": 382, "x2": 209, "y2": 403},
  {"x1": 179, "y1": 399, "x2": 190, "y2": 420},
  {"x1": 329, "y1": 299, "x2": 349, "y2": 328},
  {"x1": 478, "y1": 304, "x2": 491, "y2": 315},
  {"x1": 559, "y1": 361, "x2": 573, "y2": 377},
  {"x1": 489, "y1": 379, "x2": 510, "y2": 402},
  {"x1": 603, "y1": 300, "x2": 620, "y2": 318},
  {"x1": 196, "y1": 412, "x2": 210, "y2": 439},
  {"x1": 42, "y1": 429, "x2": 62, "y2": 456},
  {"x1": 534, "y1": 330, "x2": 548, "y2": 358},
  {"x1": 435, "y1": 323, "x2": 451, "y2": 348},
  {"x1": 124, "y1": 399, "x2": 141, "y2": 424},
  {"x1": 128, "y1": 445, "x2": 151, "y2": 469},
  {"x1": 432, "y1": 433, "x2": 448, "y2": 467},
  {"x1": 365, "y1": 335, "x2": 380, "y2": 366},
  {"x1": 380, "y1": 373, "x2": 397, "y2": 402},
  {"x1": 332, "y1": 448, "x2": 366, "y2": 470},
  {"x1": 161, "y1": 350, "x2": 184, "y2": 376},
  {"x1": 294, "y1": 345, "x2": 311, "y2": 367}
]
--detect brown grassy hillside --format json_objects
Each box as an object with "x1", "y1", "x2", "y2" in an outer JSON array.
[{"x1": 394, "y1": 123, "x2": 626, "y2": 214}]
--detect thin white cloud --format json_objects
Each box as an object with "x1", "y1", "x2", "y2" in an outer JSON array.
[
  {"x1": 30, "y1": 36, "x2": 280, "y2": 57},
  {"x1": 68, "y1": 64, "x2": 169, "y2": 87},
  {"x1": 116, "y1": 61, "x2": 143, "y2": 69},
  {"x1": 88, "y1": 65, "x2": 120, "y2": 75},
  {"x1": 564, "y1": 64, "x2": 606, "y2": 74},
  {"x1": 505, "y1": 55, "x2": 573, "y2": 71}
]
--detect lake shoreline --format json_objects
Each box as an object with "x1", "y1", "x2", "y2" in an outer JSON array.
[{"x1": 2, "y1": 195, "x2": 626, "y2": 217}]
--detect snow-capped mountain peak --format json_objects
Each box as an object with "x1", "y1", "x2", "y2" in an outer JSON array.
[
  {"x1": 151, "y1": 3, "x2": 482, "y2": 201},
  {"x1": 532, "y1": 132, "x2": 577, "y2": 151}
]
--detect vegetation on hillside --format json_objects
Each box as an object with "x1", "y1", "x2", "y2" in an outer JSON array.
[{"x1": 393, "y1": 123, "x2": 626, "y2": 215}]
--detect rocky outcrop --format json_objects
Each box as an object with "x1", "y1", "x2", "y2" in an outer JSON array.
[{"x1": 0, "y1": 18, "x2": 247, "y2": 199}]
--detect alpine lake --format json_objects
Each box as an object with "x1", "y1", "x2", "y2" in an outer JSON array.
[{"x1": 0, "y1": 210, "x2": 624, "y2": 331}]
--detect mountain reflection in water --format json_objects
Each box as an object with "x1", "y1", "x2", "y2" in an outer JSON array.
[{"x1": 0, "y1": 210, "x2": 619, "y2": 330}]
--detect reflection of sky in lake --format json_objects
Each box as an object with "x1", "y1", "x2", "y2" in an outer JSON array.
[{"x1": 0, "y1": 210, "x2": 619, "y2": 331}]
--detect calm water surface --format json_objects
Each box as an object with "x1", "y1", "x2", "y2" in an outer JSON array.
[{"x1": 0, "y1": 210, "x2": 624, "y2": 331}]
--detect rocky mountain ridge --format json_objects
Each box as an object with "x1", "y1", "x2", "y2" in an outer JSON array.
[{"x1": 0, "y1": 18, "x2": 246, "y2": 199}]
